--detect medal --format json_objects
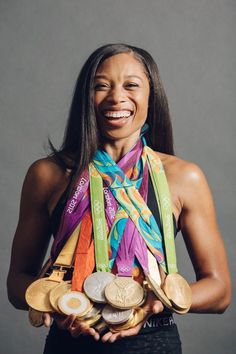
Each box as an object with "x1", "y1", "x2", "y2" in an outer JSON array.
[
  {"x1": 83, "y1": 272, "x2": 115, "y2": 303},
  {"x1": 163, "y1": 273, "x2": 192, "y2": 310},
  {"x1": 82, "y1": 314, "x2": 102, "y2": 326},
  {"x1": 102, "y1": 304, "x2": 133, "y2": 325},
  {"x1": 109, "y1": 307, "x2": 146, "y2": 333},
  {"x1": 145, "y1": 274, "x2": 172, "y2": 309},
  {"x1": 145, "y1": 274, "x2": 191, "y2": 314},
  {"x1": 105, "y1": 276, "x2": 144, "y2": 309},
  {"x1": 25, "y1": 269, "x2": 66, "y2": 312},
  {"x1": 81, "y1": 303, "x2": 104, "y2": 319},
  {"x1": 78, "y1": 303, "x2": 104, "y2": 326},
  {"x1": 25, "y1": 225, "x2": 81, "y2": 313},
  {"x1": 49, "y1": 281, "x2": 72, "y2": 313},
  {"x1": 58, "y1": 291, "x2": 92, "y2": 317}
]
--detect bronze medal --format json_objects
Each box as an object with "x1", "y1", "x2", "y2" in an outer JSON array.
[
  {"x1": 163, "y1": 273, "x2": 192, "y2": 311},
  {"x1": 105, "y1": 277, "x2": 144, "y2": 310}
]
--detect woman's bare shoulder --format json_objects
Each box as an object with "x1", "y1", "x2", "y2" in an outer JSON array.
[
  {"x1": 26, "y1": 157, "x2": 64, "y2": 185},
  {"x1": 158, "y1": 152, "x2": 206, "y2": 186},
  {"x1": 23, "y1": 157, "x2": 70, "y2": 205},
  {"x1": 158, "y1": 152, "x2": 212, "y2": 215}
]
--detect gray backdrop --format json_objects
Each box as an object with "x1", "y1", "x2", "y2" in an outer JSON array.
[{"x1": 1, "y1": 1, "x2": 235, "y2": 353}]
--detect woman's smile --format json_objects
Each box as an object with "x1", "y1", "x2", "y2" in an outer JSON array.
[{"x1": 94, "y1": 53, "x2": 150, "y2": 142}]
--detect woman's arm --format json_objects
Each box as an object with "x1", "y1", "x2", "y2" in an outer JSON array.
[
  {"x1": 178, "y1": 162, "x2": 231, "y2": 313},
  {"x1": 7, "y1": 159, "x2": 59, "y2": 309}
]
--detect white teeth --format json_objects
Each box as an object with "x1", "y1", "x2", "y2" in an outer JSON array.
[{"x1": 103, "y1": 110, "x2": 132, "y2": 118}]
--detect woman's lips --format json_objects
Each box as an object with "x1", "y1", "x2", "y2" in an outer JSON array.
[
  {"x1": 102, "y1": 109, "x2": 133, "y2": 119},
  {"x1": 100, "y1": 110, "x2": 134, "y2": 127},
  {"x1": 103, "y1": 110, "x2": 133, "y2": 119}
]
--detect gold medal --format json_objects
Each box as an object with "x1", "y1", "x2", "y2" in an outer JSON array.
[
  {"x1": 82, "y1": 313, "x2": 102, "y2": 327},
  {"x1": 25, "y1": 269, "x2": 66, "y2": 312},
  {"x1": 49, "y1": 281, "x2": 72, "y2": 313},
  {"x1": 58, "y1": 291, "x2": 92, "y2": 318},
  {"x1": 105, "y1": 277, "x2": 144, "y2": 310},
  {"x1": 28, "y1": 307, "x2": 44, "y2": 327},
  {"x1": 163, "y1": 273, "x2": 192, "y2": 310}
]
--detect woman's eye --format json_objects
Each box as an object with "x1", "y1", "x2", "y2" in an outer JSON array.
[
  {"x1": 94, "y1": 83, "x2": 109, "y2": 90},
  {"x1": 126, "y1": 83, "x2": 139, "y2": 88}
]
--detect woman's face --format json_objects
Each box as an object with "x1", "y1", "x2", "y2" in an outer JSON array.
[{"x1": 94, "y1": 53, "x2": 150, "y2": 142}]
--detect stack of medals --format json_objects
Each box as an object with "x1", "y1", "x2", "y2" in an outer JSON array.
[{"x1": 25, "y1": 146, "x2": 192, "y2": 332}]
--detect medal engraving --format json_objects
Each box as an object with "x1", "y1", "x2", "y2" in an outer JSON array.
[{"x1": 105, "y1": 277, "x2": 144, "y2": 309}]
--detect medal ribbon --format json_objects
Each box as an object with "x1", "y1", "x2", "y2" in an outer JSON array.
[
  {"x1": 51, "y1": 137, "x2": 177, "y2": 275},
  {"x1": 92, "y1": 141, "x2": 167, "y2": 272},
  {"x1": 71, "y1": 212, "x2": 95, "y2": 291},
  {"x1": 145, "y1": 145, "x2": 177, "y2": 273},
  {"x1": 89, "y1": 164, "x2": 109, "y2": 272}
]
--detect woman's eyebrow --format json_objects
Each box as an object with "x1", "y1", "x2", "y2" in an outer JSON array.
[
  {"x1": 94, "y1": 74, "x2": 109, "y2": 80},
  {"x1": 124, "y1": 75, "x2": 143, "y2": 82},
  {"x1": 95, "y1": 74, "x2": 143, "y2": 82}
]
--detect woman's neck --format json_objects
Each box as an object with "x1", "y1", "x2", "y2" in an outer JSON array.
[{"x1": 101, "y1": 131, "x2": 141, "y2": 162}]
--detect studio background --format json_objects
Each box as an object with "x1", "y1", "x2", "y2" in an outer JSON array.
[{"x1": 1, "y1": 1, "x2": 235, "y2": 353}]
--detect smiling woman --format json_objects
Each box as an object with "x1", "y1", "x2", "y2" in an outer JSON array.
[
  {"x1": 7, "y1": 44, "x2": 231, "y2": 354},
  {"x1": 94, "y1": 53, "x2": 150, "y2": 146}
]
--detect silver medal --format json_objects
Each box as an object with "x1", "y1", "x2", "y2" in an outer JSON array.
[
  {"x1": 83, "y1": 272, "x2": 116, "y2": 303},
  {"x1": 102, "y1": 304, "x2": 133, "y2": 325}
]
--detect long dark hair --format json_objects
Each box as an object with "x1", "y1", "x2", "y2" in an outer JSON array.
[{"x1": 49, "y1": 43, "x2": 174, "y2": 176}]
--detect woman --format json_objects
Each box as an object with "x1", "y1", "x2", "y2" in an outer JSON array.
[{"x1": 7, "y1": 43, "x2": 231, "y2": 354}]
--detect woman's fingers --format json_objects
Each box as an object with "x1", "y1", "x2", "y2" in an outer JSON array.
[
  {"x1": 47, "y1": 293, "x2": 164, "y2": 343},
  {"x1": 42, "y1": 313, "x2": 53, "y2": 328},
  {"x1": 101, "y1": 330, "x2": 114, "y2": 342},
  {"x1": 69, "y1": 321, "x2": 100, "y2": 340},
  {"x1": 50, "y1": 312, "x2": 100, "y2": 340},
  {"x1": 101, "y1": 316, "x2": 146, "y2": 343},
  {"x1": 52, "y1": 313, "x2": 77, "y2": 330},
  {"x1": 152, "y1": 300, "x2": 164, "y2": 314}
]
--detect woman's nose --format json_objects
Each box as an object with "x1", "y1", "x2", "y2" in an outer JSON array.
[{"x1": 107, "y1": 86, "x2": 126, "y2": 103}]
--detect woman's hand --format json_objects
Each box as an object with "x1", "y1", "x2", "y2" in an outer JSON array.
[
  {"x1": 42, "y1": 290, "x2": 163, "y2": 343},
  {"x1": 101, "y1": 291, "x2": 164, "y2": 343},
  {"x1": 43, "y1": 312, "x2": 100, "y2": 341}
]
